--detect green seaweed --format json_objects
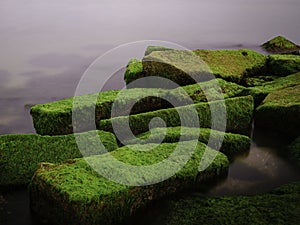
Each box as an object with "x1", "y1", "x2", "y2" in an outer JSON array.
[
  {"x1": 31, "y1": 79, "x2": 246, "y2": 136},
  {"x1": 124, "y1": 127, "x2": 250, "y2": 159},
  {"x1": 193, "y1": 49, "x2": 267, "y2": 83},
  {"x1": 160, "y1": 182, "x2": 300, "y2": 225},
  {"x1": 144, "y1": 46, "x2": 173, "y2": 56},
  {"x1": 100, "y1": 96, "x2": 254, "y2": 138},
  {"x1": 124, "y1": 59, "x2": 144, "y2": 85},
  {"x1": 30, "y1": 90, "x2": 119, "y2": 135},
  {"x1": 0, "y1": 130, "x2": 118, "y2": 187},
  {"x1": 180, "y1": 78, "x2": 246, "y2": 103},
  {"x1": 142, "y1": 49, "x2": 213, "y2": 87},
  {"x1": 255, "y1": 84, "x2": 300, "y2": 137},
  {"x1": 239, "y1": 72, "x2": 300, "y2": 107},
  {"x1": 262, "y1": 36, "x2": 300, "y2": 54},
  {"x1": 267, "y1": 54, "x2": 300, "y2": 76},
  {"x1": 29, "y1": 141, "x2": 229, "y2": 225},
  {"x1": 139, "y1": 49, "x2": 266, "y2": 86}
]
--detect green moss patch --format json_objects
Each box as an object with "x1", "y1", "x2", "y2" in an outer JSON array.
[
  {"x1": 240, "y1": 72, "x2": 300, "y2": 107},
  {"x1": 158, "y1": 182, "x2": 300, "y2": 225},
  {"x1": 142, "y1": 50, "x2": 213, "y2": 87},
  {"x1": 262, "y1": 36, "x2": 300, "y2": 54},
  {"x1": 124, "y1": 59, "x2": 144, "y2": 85},
  {"x1": 180, "y1": 78, "x2": 246, "y2": 103},
  {"x1": 267, "y1": 54, "x2": 300, "y2": 76},
  {"x1": 29, "y1": 141, "x2": 229, "y2": 225},
  {"x1": 144, "y1": 46, "x2": 173, "y2": 56},
  {"x1": 31, "y1": 90, "x2": 119, "y2": 135},
  {"x1": 288, "y1": 136, "x2": 300, "y2": 168},
  {"x1": 255, "y1": 84, "x2": 300, "y2": 137},
  {"x1": 100, "y1": 96, "x2": 254, "y2": 139},
  {"x1": 0, "y1": 130, "x2": 118, "y2": 187},
  {"x1": 194, "y1": 49, "x2": 267, "y2": 83},
  {"x1": 125, "y1": 127, "x2": 250, "y2": 159}
]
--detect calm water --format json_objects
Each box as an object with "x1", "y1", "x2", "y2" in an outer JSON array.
[{"x1": 1, "y1": 0, "x2": 300, "y2": 225}]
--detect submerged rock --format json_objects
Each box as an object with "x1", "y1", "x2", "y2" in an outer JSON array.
[
  {"x1": 262, "y1": 36, "x2": 300, "y2": 55},
  {"x1": 0, "y1": 130, "x2": 118, "y2": 187},
  {"x1": 255, "y1": 84, "x2": 300, "y2": 138},
  {"x1": 29, "y1": 141, "x2": 229, "y2": 225}
]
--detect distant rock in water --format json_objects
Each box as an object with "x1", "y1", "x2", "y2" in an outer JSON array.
[{"x1": 262, "y1": 36, "x2": 300, "y2": 55}]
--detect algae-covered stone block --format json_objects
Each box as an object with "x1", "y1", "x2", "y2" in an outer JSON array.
[
  {"x1": 100, "y1": 96, "x2": 254, "y2": 139},
  {"x1": 161, "y1": 182, "x2": 300, "y2": 225},
  {"x1": 180, "y1": 78, "x2": 246, "y2": 103},
  {"x1": 29, "y1": 141, "x2": 229, "y2": 225},
  {"x1": 124, "y1": 59, "x2": 144, "y2": 85},
  {"x1": 262, "y1": 36, "x2": 300, "y2": 55},
  {"x1": 267, "y1": 54, "x2": 300, "y2": 76},
  {"x1": 255, "y1": 84, "x2": 300, "y2": 137},
  {"x1": 31, "y1": 79, "x2": 246, "y2": 136},
  {"x1": 0, "y1": 130, "x2": 118, "y2": 187},
  {"x1": 133, "y1": 48, "x2": 266, "y2": 86},
  {"x1": 193, "y1": 49, "x2": 267, "y2": 83},
  {"x1": 144, "y1": 46, "x2": 173, "y2": 56},
  {"x1": 124, "y1": 127, "x2": 251, "y2": 159},
  {"x1": 31, "y1": 88, "x2": 174, "y2": 135},
  {"x1": 142, "y1": 50, "x2": 213, "y2": 87},
  {"x1": 31, "y1": 90, "x2": 119, "y2": 135},
  {"x1": 240, "y1": 72, "x2": 300, "y2": 107}
]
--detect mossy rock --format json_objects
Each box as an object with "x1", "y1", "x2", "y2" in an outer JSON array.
[
  {"x1": 180, "y1": 78, "x2": 246, "y2": 103},
  {"x1": 255, "y1": 84, "x2": 300, "y2": 138},
  {"x1": 288, "y1": 136, "x2": 300, "y2": 168},
  {"x1": 31, "y1": 90, "x2": 119, "y2": 135},
  {"x1": 124, "y1": 127, "x2": 250, "y2": 159},
  {"x1": 144, "y1": 46, "x2": 173, "y2": 56},
  {"x1": 141, "y1": 50, "x2": 213, "y2": 87},
  {"x1": 0, "y1": 130, "x2": 118, "y2": 187},
  {"x1": 31, "y1": 88, "x2": 175, "y2": 135},
  {"x1": 239, "y1": 72, "x2": 300, "y2": 107},
  {"x1": 31, "y1": 79, "x2": 246, "y2": 136},
  {"x1": 193, "y1": 49, "x2": 267, "y2": 83},
  {"x1": 241, "y1": 75, "x2": 278, "y2": 87},
  {"x1": 262, "y1": 36, "x2": 300, "y2": 55},
  {"x1": 158, "y1": 182, "x2": 300, "y2": 225},
  {"x1": 100, "y1": 96, "x2": 254, "y2": 139},
  {"x1": 130, "y1": 48, "x2": 266, "y2": 86},
  {"x1": 29, "y1": 141, "x2": 229, "y2": 225},
  {"x1": 124, "y1": 59, "x2": 144, "y2": 85},
  {"x1": 267, "y1": 54, "x2": 300, "y2": 76}
]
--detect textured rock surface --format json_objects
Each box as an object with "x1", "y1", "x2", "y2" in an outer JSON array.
[{"x1": 29, "y1": 141, "x2": 229, "y2": 225}]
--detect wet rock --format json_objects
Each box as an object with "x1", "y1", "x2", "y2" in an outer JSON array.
[
  {"x1": 29, "y1": 141, "x2": 229, "y2": 225},
  {"x1": 0, "y1": 130, "x2": 118, "y2": 188},
  {"x1": 262, "y1": 36, "x2": 300, "y2": 55},
  {"x1": 255, "y1": 84, "x2": 300, "y2": 138}
]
